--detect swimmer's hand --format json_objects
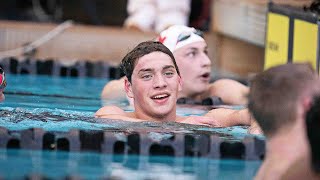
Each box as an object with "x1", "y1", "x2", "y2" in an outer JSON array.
[
  {"x1": 178, "y1": 116, "x2": 223, "y2": 127},
  {"x1": 247, "y1": 119, "x2": 263, "y2": 135}
]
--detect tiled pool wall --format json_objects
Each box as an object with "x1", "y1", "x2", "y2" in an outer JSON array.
[
  {"x1": 0, "y1": 127, "x2": 265, "y2": 160},
  {"x1": 0, "y1": 57, "x2": 123, "y2": 78}
]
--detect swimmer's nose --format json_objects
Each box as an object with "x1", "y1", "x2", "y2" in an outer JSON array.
[
  {"x1": 153, "y1": 74, "x2": 167, "y2": 89},
  {"x1": 200, "y1": 53, "x2": 211, "y2": 68}
]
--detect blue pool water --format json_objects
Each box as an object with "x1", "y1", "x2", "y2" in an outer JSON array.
[
  {"x1": 3, "y1": 74, "x2": 106, "y2": 111},
  {"x1": 0, "y1": 74, "x2": 262, "y2": 179},
  {"x1": 0, "y1": 149, "x2": 260, "y2": 179}
]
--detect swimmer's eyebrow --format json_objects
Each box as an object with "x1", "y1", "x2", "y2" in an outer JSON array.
[
  {"x1": 163, "y1": 65, "x2": 175, "y2": 71},
  {"x1": 138, "y1": 65, "x2": 175, "y2": 74},
  {"x1": 138, "y1": 68, "x2": 154, "y2": 74},
  {"x1": 187, "y1": 46, "x2": 208, "y2": 51},
  {"x1": 188, "y1": 47, "x2": 198, "y2": 51}
]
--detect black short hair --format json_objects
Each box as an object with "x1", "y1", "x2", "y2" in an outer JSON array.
[{"x1": 120, "y1": 41, "x2": 180, "y2": 83}]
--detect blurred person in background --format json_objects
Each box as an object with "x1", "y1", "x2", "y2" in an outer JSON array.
[
  {"x1": 124, "y1": 0, "x2": 191, "y2": 33},
  {"x1": 248, "y1": 63, "x2": 320, "y2": 179},
  {"x1": 157, "y1": 25, "x2": 248, "y2": 105}
]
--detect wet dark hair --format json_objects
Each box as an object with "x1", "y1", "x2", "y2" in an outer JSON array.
[
  {"x1": 306, "y1": 95, "x2": 320, "y2": 173},
  {"x1": 120, "y1": 41, "x2": 180, "y2": 83}
]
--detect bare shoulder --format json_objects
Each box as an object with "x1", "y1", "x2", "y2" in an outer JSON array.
[
  {"x1": 210, "y1": 79, "x2": 248, "y2": 91},
  {"x1": 209, "y1": 79, "x2": 249, "y2": 105},
  {"x1": 101, "y1": 77, "x2": 126, "y2": 99},
  {"x1": 102, "y1": 78, "x2": 124, "y2": 93},
  {"x1": 95, "y1": 105, "x2": 126, "y2": 118},
  {"x1": 95, "y1": 106, "x2": 145, "y2": 122},
  {"x1": 175, "y1": 115, "x2": 186, "y2": 122}
]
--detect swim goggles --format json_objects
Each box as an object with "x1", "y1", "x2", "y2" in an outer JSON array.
[
  {"x1": 0, "y1": 67, "x2": 6, "y2": 90},
  {"x1": 176, "y1": 29, "x2": 204, "y2": 43}
]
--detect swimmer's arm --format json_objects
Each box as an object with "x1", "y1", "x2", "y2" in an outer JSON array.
[
  {"x1": 204, "y1": 108, "x2": 263, "y2": 134},
  {"x1": 209, "y1": 79, "x2": 249, "y2": 105},
  {"x1": 204, "y1": 108, "x2": 252, "y2": 127},
  {"x1": 178, "y1": 116, "x2": 223, "y2": 127},
  {"x1": 95, "y1": 105, "x2": 145, "y2": 122}
]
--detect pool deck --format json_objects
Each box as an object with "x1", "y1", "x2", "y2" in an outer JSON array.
[{"x1": 0, "y1": 20, "x2": 156, "y2": 65}]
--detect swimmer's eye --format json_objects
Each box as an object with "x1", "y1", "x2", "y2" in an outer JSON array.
[
  {"x1": 186, "y1": 50, "x2": 197, "y2": 58},
  {"x1": 141, "y1": 74, "x2": 153, "y2": 80},
  {"x1": 164, "y1": 71, "x2": 174, "y2": 77}
]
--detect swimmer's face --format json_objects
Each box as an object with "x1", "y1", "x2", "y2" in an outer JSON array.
[
  {"x1": 125, "y1": 51, "x2": 182, "y2": 120},
  {"x1": 174, "y1": 41, "x2": 211, "y2": 97}
]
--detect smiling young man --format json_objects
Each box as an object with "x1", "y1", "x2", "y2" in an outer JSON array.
[
  {"x1": 96, "y1": 41, "x2": 185, "y2": 122},
  {"x1": 95, "y1": 41, "x2": 261, "y2": 131},
  {"x1": 121, "y1": 42, "x2": 181, "y2": 122}
]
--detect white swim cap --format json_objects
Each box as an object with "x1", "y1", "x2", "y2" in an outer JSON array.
[{"x1": 158, "y1": 25, "x2": 205, "y2": 52}]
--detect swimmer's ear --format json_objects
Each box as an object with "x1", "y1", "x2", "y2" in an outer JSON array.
[
  {"x1": 124, "y1": 77, "x2": 134, "y2": 98},
  {"x1": 302, "y1": 96, "x2": 312, "y2": 112},
  {"x1": 301, "y1": 96, "x2": 313, "y2": 119},
  {"x1": 178, "y1": 76, "x2": 182, "y2": 92}
]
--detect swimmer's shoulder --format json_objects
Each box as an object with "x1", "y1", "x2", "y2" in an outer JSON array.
[
  {"x1": 208, "y1": 79, "x2": 249, "y2": 105},
  {"x1": 101, "y1": 77, "x2": 127, "y2": 100},
  {"x1": 95, "y1": 105, "x2": 138, "y2": 119},
  {"x1": 209, "y1": 79, "x2": 248, "y2": 92},
  {"x1": 95, "y1": 105, "x2": 127, "y2": 118},
  {"x1": 175, "y1": 115, "x2": 186, "y2": 122}
]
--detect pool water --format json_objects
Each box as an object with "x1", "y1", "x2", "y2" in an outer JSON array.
[
  {"x1": 0, "y1": 74, "x2": 262, "y2": 179},
  {"x1": 3, "y1": 74, "x2": 106, "y2": 111},
  {"x1": 0, "y1": 149, "x2": 260, "y2": 179}
]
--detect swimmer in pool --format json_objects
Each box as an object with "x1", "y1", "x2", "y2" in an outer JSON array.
[
  {"x1": 248, "y1": 63, "x2": 320, "y2": 179},
  {"x1": 96, "y1": 41, "x2": 259, "y2": 131},
  {"x1": 101, "y1": 25, "x2": 248, "y2": 106},
  {"x1": 0, "y1": 67, "x2": 6, "y2": 102}
]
